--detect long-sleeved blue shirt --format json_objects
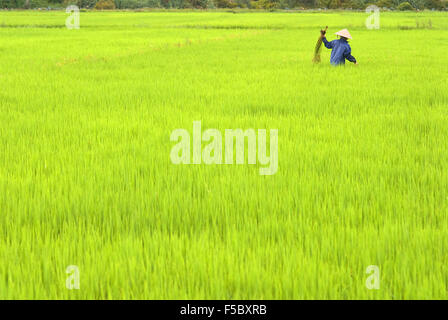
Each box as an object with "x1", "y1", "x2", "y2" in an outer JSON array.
[{"x1": 322, "y1": 37, "x2": 356, "y2": 66}]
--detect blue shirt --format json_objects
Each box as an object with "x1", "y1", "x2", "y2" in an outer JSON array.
[{"x1": 322, "y1": 37, "x2": 356, "y2": 66}]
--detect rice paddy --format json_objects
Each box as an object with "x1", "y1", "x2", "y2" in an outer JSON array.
[{"x1": 0, "y1": 10, "x2": 447, "y2": 299}]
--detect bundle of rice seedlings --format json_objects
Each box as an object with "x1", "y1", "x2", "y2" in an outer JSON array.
[{"x1": 312, "y1": 26, "x2": 328, "y2": 64}]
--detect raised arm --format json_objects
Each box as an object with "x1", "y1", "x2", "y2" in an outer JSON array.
[{"x1": 322, "y1": 37, "x2": 334, "y2": 49}]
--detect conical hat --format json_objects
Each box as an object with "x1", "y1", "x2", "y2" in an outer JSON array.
[{"x1": 335, "y1": 29, "x2": 352, "y2": 39}]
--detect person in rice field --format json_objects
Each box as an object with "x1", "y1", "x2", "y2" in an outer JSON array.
[{"x1": 321, "y1": 29, "x2": 358, "y2": 66}]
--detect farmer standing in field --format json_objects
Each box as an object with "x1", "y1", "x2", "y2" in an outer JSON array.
[{"x1": 321, "y1": 28, "x2": 358, "y2": 66}]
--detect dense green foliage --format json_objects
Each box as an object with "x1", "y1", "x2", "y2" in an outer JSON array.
[
  {"x1": 0, "y1": 0, "x2": 446, "y2": 9},
  {"x1": 94, "y1": 0, "x2": 115, "y2": 8},
  {"x1": 0, "y1": 10, "x2": 447, "y2": 299},
  {"x1": 397, "y1": 1, "x2": 414, "y2": 9}
]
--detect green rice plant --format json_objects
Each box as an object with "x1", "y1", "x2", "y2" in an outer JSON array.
[
  {"x1": 312, "y1": 26, "x2": 327, "y2": 63},
  {"x1": 0, "y1": 10, "x2": 447, "y2": 300}
]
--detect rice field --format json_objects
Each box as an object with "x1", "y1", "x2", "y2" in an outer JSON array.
[{"x1": 0, "y1": 10, "x2": 447, "y2": 299}]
